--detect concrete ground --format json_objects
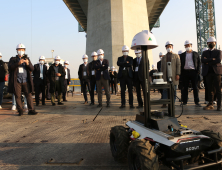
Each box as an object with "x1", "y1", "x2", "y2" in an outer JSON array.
[{"x1": 0, "y1": 89, "x2": 221, "y2": 170}]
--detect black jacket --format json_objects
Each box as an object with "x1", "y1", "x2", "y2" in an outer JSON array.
[
  {"x1": 48, "y1": 63, "x2": 65, "y2": 93},
  {"x1": 0, "y1": 61, "x2": 8, "y2": 82},
  {"x1": 89, "y1": 60, "x2": 97, "y2": 80},
  {"x1": 94, "y1": 59, "x2": 110, "y2": 80},
  {"x1": 157, "y1": 60, "x2": 161, "y2": 72},
  {"x1": 110, "y1": 71, "x2": 118, "y2": 82},
  {"x1": 180, "y1": 51, "x2": 201, "y2": 74},
  {"x1": 117, "y1": 56, "x2": 133, "y2": 79},
  {"x1": 201, "y1": 49, "x2": 222, "y2": 76},
  {"x1": 33, "y1": 64, "x2": 47, "y2": 85},
  {"x1": 78, "y1": 63, "x2": 90, "y2": 81},
  {"x1": 133, "y1": 57, "x2": 144, "y2": 82}
]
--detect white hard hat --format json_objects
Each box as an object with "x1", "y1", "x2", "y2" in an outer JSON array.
[
  {"x1": 184, "y1": 40, "x2": 192, "y2": 46},
  {"x1": 16, "y1": 43, "x2": 26, "y2": 50},
  {"x1": 91, "y1": 51, "x2": 98, "y2": 56},
  {"x1": 97, "y1": 49, "x2": 104, "y2": 55},
  {"x1": 64, "y1": 60, "x2": 69, "y2": 64},
  {"x1": 207, "y1": 37, "x2": 216, "y2": 43},
  {"x1": 39, "y1": 56, "x2": 45, "y2": 60},
  {"x1": 152, "y1": 64, "x2": 155, "y2": 68},
  {"x1": 111, "y1": 66, "x2": 115, "y2": 69},
  {"x1": 54, "y1": 55, "x2": 61, "y2": 60},
  {"x1": 0, "y1": 53, "x2": 2, "y2": 56},
  {"x1": 165, "y1": 41, "x2": 173, "y2": 47},
  {"x1": 131, "y1": 30, "x2": 158, "y2": 50},
  {"x1": 134, "y1": 50, "x2": 141, "y2": 54},
  {"x1": 122, "y1": 45, "x2": 129, "y2": 51},
  {"x1": 202, "y1": 47, "x2": 208, "y2": 52},
  {"x1": 159, "y1": 52, "x2": 163, "y2": 56},
  {"x1": 82, "y1": 54, "x2": 88, "y2": 59},
  {"x1": 178, "y1": 50, "x2": 183, "y2": 55}
]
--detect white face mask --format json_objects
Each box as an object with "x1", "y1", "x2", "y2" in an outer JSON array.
[
  {"x1": 83, "y1": 59, "x2": 88, "y2": 63},
  {"x1": 136, "y1": 53, "x2": 141, "y2": 58},
  {"x1": 99, "y1": 55, "x2": 104, "y2": 60},
  {"x1": 123, "y1": 52, "x2": 129, "y2": 56},
  {"x1": 39, "y1": 60, "x2": 44, "y2": 64},
  {"x1": 185, "y1": 47, "x2": 192, "y2": 52},
  {"x1": 55, "y1": 61, "x2": 60, "y2": 65},
  {"x1": 18, "y1": 51, "x2": 25, "y2": 56},
  {"x1": 65, "y1": 65, "x2": 68, "y2": 68},
  {"x1": 159, "y1": 57, "x2": 162, "y2": 60},
  {"x1": 166, "y1": 48, "x2": 172, "y2": 53},
  {"x1": 0, "y1": 57, "x2": 2, "y2": 60}
]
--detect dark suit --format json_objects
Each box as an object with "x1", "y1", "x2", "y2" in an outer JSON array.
[
  {"x1": 89, "y1": 60, "x2": 97, "y2": 104},
  {"x1": 33, "y1": 64, "x2": 47, "y2": 105},
  {"x1": 110, "y1": 71, "x2": 118, "y2": 94},
  {"x1": 201, "y1": 49, "x2": 222, "y2": 106},
  {"x1": 157, "y1": 60, "x2": 161, "y2": 72},
  {"x1": 180, "y1": 51, "x2": 201, "y2": 104},
  {"x1": 94, "y1": 59, "x2": 110, "y2": 105},
  {"x1": 63, "y1": 67, "x2": 71, "y2": 101},
  {"x1": 133, "y1": 57, "x2": 144, "y2": 106},
  {"x1": 78, "y1": 63, "x2": 91, "y2": 102},
  {"x1": 117, "y1": 56, "x2": 134, "y2": 105}
]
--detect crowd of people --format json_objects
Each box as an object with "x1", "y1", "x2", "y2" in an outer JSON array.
[
  {"x1": 0, "y1": 43, "x2": 71, "y2": 116},
  {"x1": 0, "y1": 37, "x2": 221, "y2": 116},
  {"x1": 78, "y1": 37, "x2": 222, "y2": 111}
]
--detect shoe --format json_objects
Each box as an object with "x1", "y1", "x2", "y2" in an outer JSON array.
[
  {"x1": 0, "y1": 105, "x2": 2, "y2": 109},
  {"x1": 161, "y1": 104, "x2": 167, "y2": 108},
  {"x1": 107, "y1": 103, "x2": 110, "y2": 107},
  {"x1": 28, "y1": 110, "x2": 38, "y2": 115},
  {"x1": 83, "y1": 101, "x2": 88, "y2": 104},
  {"x1": 63, "y1": 100, "x2": 68, "y2": 102},
  {"x1": 97, "y1": 104, "x2": 102, "y2": 107},
  {"x1": 12, "y1": 105, "x2": 16, "y2": 111},
  {"x1": 180, "y1": 103, "x2": 187, "y2": 107},
  {"x1": 136, "y1": 105, "x2": 143, "y2": 108},
  {"x1": 213, "y1": 101, "x2": 217, "y2": 105},
  {"x1": 90, "y1": 103, "x2": 95, "y2": 106},
  {"x1": 217, "y1": 106, "x2": 221, "y2": 111},
  {"x1": 24, "y1": 105, "x2": 28, "y2": 109},
  {"x1": 36, "y1": 103, "x2": 39, "y2": 106},
  {"x1": 119, "y1": 105, "x2": 125, "y2": 108},
  {"x1": 203, "y1": 104, "x2": 214, "y2": 110},
  {"x1": 58, "y1": 102, "x2": 64, "y2": 105},
  {"x1": 52, "y1": 103, "x2": 56, "y2": 106},
  {"x1": 42, "y1": 103, "x2": 46, "y2": 106},
  {"x1": 195, "y1": 103, "x2": 202, "y2": 107},
  {"x1": 18, "y1": 110, "x2": 23, "y2": 116},
  {"x1": 204, "y1": 101, "x2": 209, "y2": 104},
  {"x1": 130, "y1": 105, "x2": 135, "y2": 109}
]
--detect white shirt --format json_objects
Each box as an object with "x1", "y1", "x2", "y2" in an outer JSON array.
[
  {"x1": 39, "y1": 64, "x2": 43, "y2": 79},
  {"x1": 184, "y1": 52, "x2": 195, "y2": 70},
  {"x1": 65, "y1": 68, "x2": 68, "y2": 79}
]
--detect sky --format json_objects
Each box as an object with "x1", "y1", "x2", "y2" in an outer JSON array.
[{"x1": 0, "y1": 0, "x2": 221, "y2": 77}]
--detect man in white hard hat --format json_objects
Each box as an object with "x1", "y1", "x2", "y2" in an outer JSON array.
[
  {"x1": 117, "y1": 45, "x2": 134, "y2": 108},
  {"x1": 89, "y1": 52, "x2": 98, "y2": 105},
  {"x1": 157, "y1": 52, "x2": 164, "y2": 72},
  {"x1": 180, "y1": 40, "x2": 201, "y2": 107},
  {"x1": 8, "y1": 43, "x2": 37, "y2": 116},
  {"x1": 133, "y1": 50, "x2": 144, "y2": 108},
  {"x1": 110, "y1": 66, "x2": 118, "y2": 95},
  {"x1": 63, "y1": 60, "x2": 71, "y2": 102},
  {"x1": 33, "y1": 56, "x2": 47, "y2": 106},
  {"x1": 94, "y1": 49, "x2": 110, "y2": 107},
  {"x1": 202, "y1": 37, "x2": 222, "y2": 111},
  {"x1": 0, "y1": 53, "x2": 9, "y2": 109},
  {"x1": 48, "y1": 56, "x2": 65, "y2": 106},
  {"x1": 161, "y1": 41, "x2": 181, "y2": 108},
  {"x1": 78, "y1": 54, "x2": 91, "y2": 104}
]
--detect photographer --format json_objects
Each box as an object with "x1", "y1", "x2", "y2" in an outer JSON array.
[
  {"x1": 0, "y1": 53, "x2": 8, "y2": 109},
  {"x1": 8, "y1": 44, "x2": 37, "y2": 116}
]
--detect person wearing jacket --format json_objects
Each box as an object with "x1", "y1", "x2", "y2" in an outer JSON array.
[
  {"x1": 8, "y1": 43, "x2": 37, "y2": 116},
  {"x1": 48, "y1": 56, "x2": 65, "y2": 106},
  {"x1": 117, "y1": 45, "x2": 134, "y2": 108},
  {"x1": 63, "y1": 60, "x2": 71, "y2": 102},
  {"x1": 110, "y1": 66, "x2": 118, "y2": 95},
  {"x1": 180, "y1": 40, "x2": 201, "y2": 107},
  {"x1": 33, "y1": 56, "x2": 47, "y2": 106},
  {"x1": 0, "y1": 53, "x2": 9, "y2": 109},
  {"x1": 202, "y1": 37, "x2": 222, "y2": 111}
]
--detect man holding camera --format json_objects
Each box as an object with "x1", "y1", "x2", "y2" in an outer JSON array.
[{"x1": 8, "y1": 43, "x2": 37, "y2": 116}]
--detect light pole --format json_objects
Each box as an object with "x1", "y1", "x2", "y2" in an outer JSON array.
[{"x1": 51, "y1": 50, "x2": 54, "y2": 58}]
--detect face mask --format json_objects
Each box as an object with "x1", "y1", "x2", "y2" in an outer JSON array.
[
  {"x1": 39, "y1": 60, "x2": 44, "y2": 64},
  {"x1": 166, "y1": 48, "x2": 172, "y2": 53},
  {"x1": 55, "y1": 61, "x2": 60, "y2": 65},
  {"x1": 136, "y1": 53, "x2": 141, "y2": 58},
  {"x1": 99, "y1": 55, "x2": 104, "y2": 60},
  {"x1": 65, "y1": 65, "x2": 68, "y2": 68},
  {"x1": 83, "y1": 59, "x2": 88, "y2": 63},
  {"x1": 123, "y1": 52, "x2": 129, "y2": 56},
  {"x1": 159, "y1": 57, "x2": 162, "y2": 60},
  {"x1": 0, "y1": 58, "x2": 2, "y2": 61},
  {"x1": 185, "y1": 47, "x2": 192, "y2": 52},
  {"x1": 208, "y1": 43, "x2": 215, "y2": 49},
  {"x1": 18, "y1": 51, "x2": 25, "y2": 56}
]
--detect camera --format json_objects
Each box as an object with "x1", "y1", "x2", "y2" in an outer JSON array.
[{"x1": 21, "y1": 54, "x2": 28, "y2": 60}]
